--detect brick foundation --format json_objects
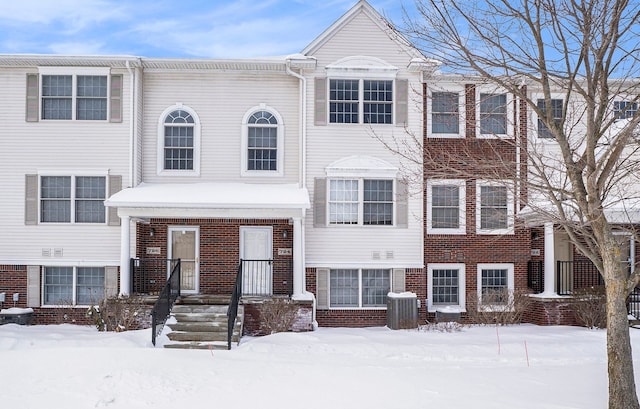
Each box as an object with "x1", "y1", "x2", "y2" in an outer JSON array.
[
  {"x1": 242, "y1": 298, "x2": 314, "y2": 335},
  {"x1": 524, "y1": 296, "x2": 580, "y2": 326}
]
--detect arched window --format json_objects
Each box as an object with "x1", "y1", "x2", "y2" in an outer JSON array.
[
  {"x1": 157, "y1": 105, "x2": 200, "y2": 175},
  {"x1": 247, "y1": 111, "x2": 278, "y2": 171},
  {"x1": 242, "y1": 105, "x2": 284, "y2": 176}
]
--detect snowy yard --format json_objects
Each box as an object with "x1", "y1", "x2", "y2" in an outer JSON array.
[{"x1": 0, "y1": 323, "x2": 636, "y2": 408}]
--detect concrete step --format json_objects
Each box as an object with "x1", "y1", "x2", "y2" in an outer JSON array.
[
  {"x1": 163, "y1": 302, "x2": 243, "y2": 349},
  {"x1": 168, "y1": 321, "x2": 229, "y2": 332},
  {"x1": 167, "y1": 331, "x2": 231, "y2": 342},
  {"x1": 172, "y1": 304, "x2": 229, "y2": 314},
  {"x1": 178, "y1": 295, "x2": 231, "y2": 305},
  {"x1": 164, "y1": 341, "x2": 230, "y2": 350}
]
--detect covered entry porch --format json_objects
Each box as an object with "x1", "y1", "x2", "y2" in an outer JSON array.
[{"x1": 105, "y1": 182, "x2": 310, "y2": 299}]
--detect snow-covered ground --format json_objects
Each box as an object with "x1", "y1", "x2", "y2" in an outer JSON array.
[{"x1": 0, "y1": 323, "x2": 635, "y2": 408}]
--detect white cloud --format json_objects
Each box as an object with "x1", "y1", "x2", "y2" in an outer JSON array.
[{"x1": 0, "y1": 0, "x2": 407, "y2": 57}]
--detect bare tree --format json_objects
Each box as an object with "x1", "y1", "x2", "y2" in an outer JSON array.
[{"x1": 388, "y1": 1, "x2": 640, "y2": 408}]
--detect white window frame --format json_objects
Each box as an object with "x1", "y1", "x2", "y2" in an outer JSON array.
[
  {"x1": 427, "y1": 263, "x2": 466, "y2": 313},
  {"x1": 38, "y1": 171, "x2": 108, "y2": 224},
  {"x1": 532, "y1": 93, "x2": 564, "y2": 141},
  {"x1": 327, "y1": 178, "x2": 396, "y2": 227},
  {"x1": 613, "y1": 99, "x2": 639, "y2": 121},
  {"x1": 156, "y1": 104, "x2": 201, "y2": 176},
  {"x1": 328, "y1": 268, "x2": 392, "y2": 309},
  {"x1": 476, "y1": 85, "x2": 513, "y2": 139},
  {"x1": 476, "y1": 263, "x2": 514, "y2": 312},
  {"x1": 42, "y1": 265, "x2": 106, "y2": 307},
  {"x1": 427, "y1": 179, "x2": 466, "y2": 234},
  {"x1": 38, "y1": 67, "x2": 110, "y2": 121},
  {"x1": 326, "y1": 78, "x2": 395, "y2": 125},
  {"x1": 427, "y1": 84, "x2": 465, "y2": 139},
  {"x1": 475, "y1": 180, "x2": 514, "y2": 235},
  {"x1": 241, "y1": 104, "x2": 285, "y2": 177}
]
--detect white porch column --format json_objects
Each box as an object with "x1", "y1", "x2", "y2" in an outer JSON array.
[
  {"x1": 119, "y1": 215, "x2": 131, "y2": 296},
  {"x1": 541, "y1": 222, "x2": 557, "y2": 296},
  {"x1": 291, "y1": 217, "x2": 304, "y2": 298}
]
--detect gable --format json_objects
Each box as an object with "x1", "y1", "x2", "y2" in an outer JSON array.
[{"x1": 303, "y1": 2, "x2": 420, "y2": 68}]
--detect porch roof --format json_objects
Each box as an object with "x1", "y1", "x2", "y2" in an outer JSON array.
[
  {"x1": 105, "y1": 182, "x2": 310, "y2": 214},
  {"x1": 518, "y1": 196, "x2": 640, "y2": 226}
]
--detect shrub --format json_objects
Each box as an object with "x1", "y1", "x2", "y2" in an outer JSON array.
[
  {"x1": 259, "y1": 298, "x2": 299, "y2": 334},
  {"x1": 87, "y1": 295, "x2": 148, "y2": 332},
  {"x1": 419, "y1": 321, "x2": 464, "y2": 332},
  {"x1": 466, "y1": 288, "x2": 533, "y2": 325},
  {"x1": 570, "y1": 286, "x2": 606, "y2": 329}
]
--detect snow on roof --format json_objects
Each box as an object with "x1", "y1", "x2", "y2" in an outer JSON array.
[{"x1": 105, "y1": 182, "x2": 310, "y2": 209}]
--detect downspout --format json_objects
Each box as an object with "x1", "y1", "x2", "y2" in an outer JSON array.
[
  {"x1": 286, "y1": 60, "x2": 314, "y2": 324},
  {"x1": 285, "y1": 61, "x2": 307, "y2": 189},
  {"x1": 120, "y1": 59, "x2": 138, "y2": 295},
  {"x1": 125, "y1": 60, "x2": 136, "y2": 188},
  {"x1": 515, "y1": 88, "x2": 521, "y2": 211}
]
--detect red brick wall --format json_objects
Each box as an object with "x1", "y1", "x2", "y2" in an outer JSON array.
[
  {"x1": 242, "y1": 299, "x2": 313, "y2": 335},
  {"x1": 306, "y1": 268, "x2": 426, "y2": 328},
  {"x1": 423, "y1": 83, "x2": 533, "y2": 323},
  {"x1": 136, "y1": 218, "x2": 294, "y2": 296},
  {"x1": 0, "y1": 265, "x2": 27, "y2": 309},
  {"x1": 524, "y1": 297, "x2": 580, "y2": 326}
]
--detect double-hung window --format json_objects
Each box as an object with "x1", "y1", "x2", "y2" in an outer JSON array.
[
  {"x1": 40, "y1": 176, "x2": 105, "y2": 223},
  {"x1": 537, "y1": 98, "x2": 563, "y2": 139},
  {"x1": 43, "y1": 266, "x2": 105, "y2": 306},
  {"x1": 41, "y1": 74, "x2": 107, "y2": 120},
  {"x1": 242, "y1": 106, "x2": 284, "y2": 176},
  {"x1": 431, "y1": 92, "x2": 459, "y2": 134},
  {"x1": 247, "y1": 111, "x2": 278, "y2": 171},
  {"x1": 329, "y1": 179, "x2": 393, "y2": 226},
  {"x1": 157, "y1": 105, "x2": 201, "y2": 175},
  {"x1": 476, "y1": 181, "x2": 513, "y2": 234},
  {"x1": 614, "y1": 101, "x2": 638, "y2": 120},
  {"x1": 479, "y1": 93, "x2": 508, "y2": 137},
  {"x1": 427, "y1": 263, "x2": 466, "y2": 312},
  {"x1": 330, "y1": 268, "x2": 390, "y2": 308},
  {"x1": 164, "y1": 110, "x2": 195, "y2": 171},
  {"x1": 477, "y1": 263, "x2": 514, "y2": 310},
  {"x1": 427, "y1": 179, "x2": 466, "y2": 234},
  {"x1": 329, "y1": 79, "x2": 393, "y2": 124}
]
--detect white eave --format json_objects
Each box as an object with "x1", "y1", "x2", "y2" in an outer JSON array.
[
  {"x1": 0, "y1": 54, "x2": 142, "y2": 68},
  {"x1": 141, "y1": 57, "x2": 289, "y2": 72},
  {"x1": 105, "y1": 182, "x2": 310, "y2": 210}
]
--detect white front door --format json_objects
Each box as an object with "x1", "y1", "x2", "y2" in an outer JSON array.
[
  {"x1": 168, "y1": 226, "x2": 199, "y2": 294},
  {"x1": 240, "y1": 227, "x2": 272, "y2": 295}
]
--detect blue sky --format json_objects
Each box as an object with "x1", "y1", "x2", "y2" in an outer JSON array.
[{"x1": 0, "y1": 0, "x2": 410, "y2": 58}]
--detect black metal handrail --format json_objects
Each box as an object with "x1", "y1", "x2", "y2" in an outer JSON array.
[
  {"x1": 557, "y1": 260, "x2": 603, "y2": 295},
  {"x1": 131, "y1": 258, "x2": 181, "y2": 294},
  {"x1": 227, "y1": 261, "x2": 243, "y2": 350},
  {"x1": 240, "y1": 259, "x2": 274, "y2": 296},
  {"x1": 527, "y1": 260, "x2": 544, "y2": 293},
  {"x1": 151, "y1": 259, "x2": 181, "y2": 346}
]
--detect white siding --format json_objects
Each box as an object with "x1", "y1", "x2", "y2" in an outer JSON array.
[
  {"x1": 302, "y1": 8, "x2": 424, "y2": 268},
  {"x1": 0, "y1": 67, "x2": 132, "y2": 264},
  {"x1": 142, "y1": 71, "x2": 300, "y2": 184}
]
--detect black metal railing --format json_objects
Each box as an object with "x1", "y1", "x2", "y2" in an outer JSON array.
[
  {"x1": 227, "y1": 262, "x2": 243, "y2": 350},
  {"x1": 241, "y1": 259, "x2": 272, "y2": 296},
  {"x1": 131, "y1": 258, "x2": 181, "y2": 294},
  {"x1": 557, "y1": 260, "x2": 603, "y2": 295},
  {"x1": 151, "y1": 259, "x2": 181, "y2": 346},
  {"x1": 628, "y1": 287, "x2": 640, "y2": 320},
  {"x1": 527, "y1": 260, "x2": 544, "y2": 294}
]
